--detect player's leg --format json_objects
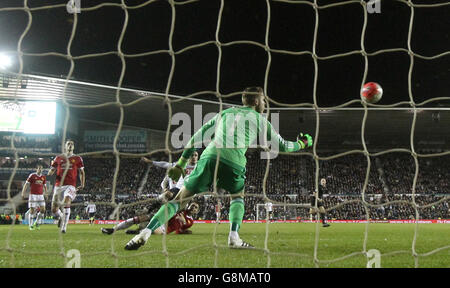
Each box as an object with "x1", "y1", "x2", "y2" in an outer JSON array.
[
  {"x1": 152, "y1": 225, "x2": 165, "y2": 235},
  {"x1": 102, "y1": 214, "x2": 150, "y2": 234},
  {"x1": 310, "y1": 193, "x2": 319, "y2": 221},
  {"x1": 143, "y1": 187, "x2": 189, "y2": 232},
  {"x1": 32, "y1": 195, "x2": 45, "y2": 228},
  {"x1": 136, "y1": 220, "x2": 150, "y2": 232},
  {"x1": 60, "y1": 197, "x2": 72, "y2": 233},
  {"x1": 106, "y1": 190, "x2": 175, "y2": 235},
  {"x1": 60, "y1": 186, "x2": 77, "y2": 233},
  {"x1": 123, "y1": 190, "x2": 175, "y2": 235},
  {"x1": 35, "y1": 205, "x2": 45, "y2": 229},
  {"x1": 32, "y1": 196, "x2": 45, "y2": 229},
  {"x1": 124, "y1": 219, "x2": 150, "y2": 234},
  {"x1": 217, "y1": 163, "x2": 253, "y2": 248},
  {"x1": 227, "y1": 192, "x2": 250, "y2": 247},
  {"x1": 24, "y1": 208, "x2": 31, "y2": 228},
  {"x1": 124, "y1": 187, "x2": 194, "y2": 250},
  {"x1": 89, "y1": 212, "x2": 95, "y2": 225},
  {"x1": 227, "y1": 195, "x2": 253, "y2": 248},
  {"x1": 141, "y1": 187, "x2": 184, "y2": 232},
  {"x1": 318, "y1": 205, "x2": 330, "y2": 227},
  {"x1": 125, "y1": 158, "x2": 213, "y2": 250},
  {"x1": 51, "y1": 187, "x2": 64, "y2": 226},
  {"x1": 28, "y1": 206, "x2": 35, "y2": 230},
  {"x1": 145, "y1": 187, "x2": 194, "y2": 233}
]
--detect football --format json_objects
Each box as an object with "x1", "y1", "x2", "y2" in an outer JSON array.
[{"x1": 361, "y1": 82, "x2": 383, "y2": 104}]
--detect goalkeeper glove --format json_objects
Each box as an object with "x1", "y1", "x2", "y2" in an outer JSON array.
[
  {"x1": 167, "y1": 157, "x2": 187, "y2": 182},
  {"x1": 297, "y1": 133, "x2": 313, "y2": 149}
]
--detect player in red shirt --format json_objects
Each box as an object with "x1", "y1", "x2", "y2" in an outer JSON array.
[
  {"x1": 21, "y1": 164, "x2": 47, "y2": 230},
  {"x1": 215, "y1": 200, "x2": 222, "y2": 224},
  {"x1": 153, "y1": 202, "x2": 199, "y2": 235},
  {"x1": 48, "y1": 140, "x2": 85, "y2": 233}
]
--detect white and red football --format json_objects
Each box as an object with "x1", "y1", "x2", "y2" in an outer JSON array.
[{"x1": 361, "y1": 82, "x2": 383, "y2": 104}]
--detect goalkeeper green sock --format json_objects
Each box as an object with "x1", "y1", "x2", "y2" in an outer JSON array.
[
  {"x1": 229, "y1": 198, "x2": 245, "y2": 233},
  {"x1": 146, "y1": 202, "x2": 179, "y2": 232}
]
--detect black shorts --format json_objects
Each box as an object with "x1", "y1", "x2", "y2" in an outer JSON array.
[
  {"x1": 89, "y1": 212, "x2": 95, "y2": 218},
  {"x1": 170, "y1": 188, "x2": 180, "y2": 194},
  {"x1": 310, "y1": 196, "x2": 324, "y2": 207},
  {"x1": 168, "y1": 188, "x2": 180, "y2": 201}
]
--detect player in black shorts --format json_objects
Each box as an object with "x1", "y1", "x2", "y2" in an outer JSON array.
[
  {"x1": 101, "y1": 187, "x2": 177, "y2": 235},
  {"x1": 310, "y1": 178, "x2": 330, "y2": 227}
]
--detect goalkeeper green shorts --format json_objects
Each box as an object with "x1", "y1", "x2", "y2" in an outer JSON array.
[{"x1": 184, "y1": 157, "x2": 246, "y2": 195}]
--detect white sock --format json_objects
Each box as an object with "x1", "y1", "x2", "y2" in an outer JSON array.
[
  {"x1": 28, "y1": 211, "x2": 33, "y2": 228},
  {"x1": 54, "y1": 209, "x2": 63, "y2": 220},
  {"x1": 115, "y1": 217, "x2": 136, "y2": 231},
  {"x1": 229, "y1": 231, "x2": 239, "y2": 239},
  {"x1": 25, "y1": 209, "x2": 30, "y2": 224},
  {"x1": 62, "y1": 207, "x2": 70, "y2": 231},
  {"x1": 33, "y1": 212, "x2": 41, "y2": 226},
  {"x1": 141, "y1": 228, "x2": 152, "y2": 242}
]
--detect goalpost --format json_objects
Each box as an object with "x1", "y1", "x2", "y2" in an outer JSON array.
[
  {"x1": 255, "y1": 203, "x2": 311, "y2": 222},
  {"x1": 0, "y1": 0, "x2": 449, "y2": 268}
]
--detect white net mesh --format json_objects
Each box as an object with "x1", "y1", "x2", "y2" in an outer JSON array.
[{"x1": 0, "y1": 0, "x2": 449, "y2": 268}]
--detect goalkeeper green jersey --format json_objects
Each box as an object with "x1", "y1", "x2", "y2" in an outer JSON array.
[{"x1": 182, "y1": 106, "x2": 301, "y2": 170}]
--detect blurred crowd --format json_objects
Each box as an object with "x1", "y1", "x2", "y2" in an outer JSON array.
[{"x1": 0, "y1": 151, "x2": 449, "y2": 222}]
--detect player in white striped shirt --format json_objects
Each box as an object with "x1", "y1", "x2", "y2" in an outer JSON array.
[
  {"x1": 86, "y1": 201, "x2": 96, "y2": 225},
  {"x1": 101, "y1": 152, "x2": 199, "y2": 235}
]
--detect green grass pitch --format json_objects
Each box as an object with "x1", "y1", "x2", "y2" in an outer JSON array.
[{"x1": 1, "y1": 223, "x2": 449, "y2": 268}]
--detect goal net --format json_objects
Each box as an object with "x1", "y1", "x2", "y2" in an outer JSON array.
[{"x1": 0, "y1": 0, "x2": 449, "y2": 268}]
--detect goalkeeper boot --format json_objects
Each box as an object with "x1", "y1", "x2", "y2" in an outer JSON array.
[
  {"x1": 125, "y1": 228, "x2": 152, "y2": 250},
  {"x1": 228, "y1": 236, "x2": 254, "y2": 249},
  {"x1": 101, "y1": 228, "x2": 114, "y2": 235}
]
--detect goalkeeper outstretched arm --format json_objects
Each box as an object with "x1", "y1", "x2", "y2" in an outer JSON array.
[
  {"x1": 168, "y1": 114, "x2": 218, "y2": 181},
  {"x1": 141, "y1": 157, "x2": 174, "y2": 169},
  {"x1": 169, "y1": 111, "x2": 312, "y2": 181},
  {"x1": 265, "y1": 118, "x2": 312, "y2": 153}
]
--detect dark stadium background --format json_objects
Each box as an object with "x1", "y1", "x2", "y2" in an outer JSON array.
[
  {"x1": 0, "y1": 0, "x2": 449, "y2": 151},
  {"x1": 0, "y1": 0, "x2": 448, "y2": 106}
]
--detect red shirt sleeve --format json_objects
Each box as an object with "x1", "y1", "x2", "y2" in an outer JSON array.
[
  {"x1": 51, "y1": 156, "x2": 59, "y2": 168},
  {"x1": 78, "y1": 156, "x2": 84, "y2": 169}
]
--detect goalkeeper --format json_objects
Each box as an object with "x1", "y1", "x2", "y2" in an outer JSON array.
[{"x1": 125, "y1": 86, "x2": 313, "y2": 250}]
